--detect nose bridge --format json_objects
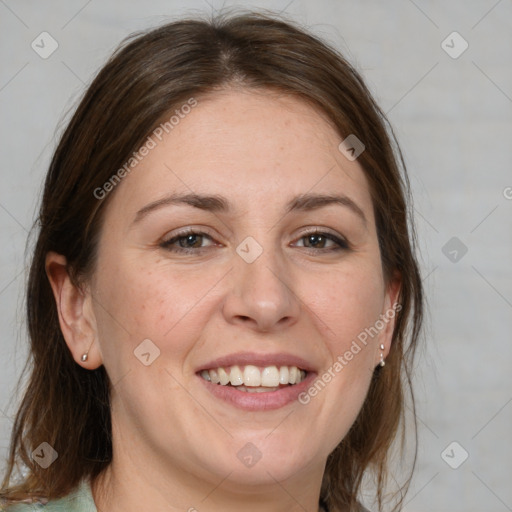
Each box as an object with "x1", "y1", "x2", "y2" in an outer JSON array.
[
  {"x1": 237, "y1": 234, "x2": 290, "y2": 305},
  {"x1": 222, "y1": 233, "x2": 300, "y2": 331}
]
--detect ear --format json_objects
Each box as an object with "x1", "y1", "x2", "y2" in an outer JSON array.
[
  {"x1": 376, "y1": 272, "x2": 402, "y2": 364},
  {"x1": 45, "y1": 252, "x2": 103, "y2": 369}
]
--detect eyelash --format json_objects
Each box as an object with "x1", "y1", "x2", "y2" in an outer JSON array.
[{"x1": 159, "y1": 228, "x2": 349, "y2": 254}]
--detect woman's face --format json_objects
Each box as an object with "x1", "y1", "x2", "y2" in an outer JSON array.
[{"x1": 81, "y1": 89, "x2": 398, "y2": 495}]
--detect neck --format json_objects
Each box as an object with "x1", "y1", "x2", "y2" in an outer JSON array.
[{"x1": 92, "y1": 463, "x2": 326, "y2": 512}]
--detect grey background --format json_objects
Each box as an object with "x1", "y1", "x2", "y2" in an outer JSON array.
[{"x1": 1, "y1": 1, "x2": 511, "y2": 511}]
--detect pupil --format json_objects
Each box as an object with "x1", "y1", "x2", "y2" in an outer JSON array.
[
  {"x1": 183, "y1": 234, "x2": 200, "y2": 247},
  {"x1": 308, "y1": 234, "x2": 324, "y2": 247}
]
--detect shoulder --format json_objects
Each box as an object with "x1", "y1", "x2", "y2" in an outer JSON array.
[
  {"x1": 2, "y1": 503, "x2": 41, "y2": 512},
  {"x1": 1, "y1": 480, "x2": 96, "y2": 512}
]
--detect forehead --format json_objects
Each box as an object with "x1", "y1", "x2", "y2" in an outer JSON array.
[{"x1": 105, "y1": 88, "x2": 374, "y2": 224}]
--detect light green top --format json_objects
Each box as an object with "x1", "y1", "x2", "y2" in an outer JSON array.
[
  {"x1": 2, "y1": 479, "x2": 96, "y2": 512},
  {"x1": 3, "y1": 480, "x2": 370, "y2": 511}
]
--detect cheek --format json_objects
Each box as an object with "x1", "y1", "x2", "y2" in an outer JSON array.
[
  {"x1": 305, "y1": 258, "x2": 385, "y2": 354},
  {"x1": 92, "y1": 255, "x2": 222, "y2": 369},
  {"x1": 296, "y1": 259, "x2": 384, "y2": 448}
]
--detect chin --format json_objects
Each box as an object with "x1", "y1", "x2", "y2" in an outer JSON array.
[{"x1": 211, "y1": 432, "x2": 319, "y2": 485}]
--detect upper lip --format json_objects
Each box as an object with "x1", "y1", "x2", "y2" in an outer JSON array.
[{"x1": 196, "y1": 351, "x2": 317, "y2": 373}]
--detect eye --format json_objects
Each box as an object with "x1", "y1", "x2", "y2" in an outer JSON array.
[
  {"x1": 160, "y1": 229, "x2": 217, "y2": 253},
  {"x1": 159, "y1": 227, "x2": 349, "y2": 254},
  {"x1": 293, "y1": 229, "x2": 349, "y2": 252}
]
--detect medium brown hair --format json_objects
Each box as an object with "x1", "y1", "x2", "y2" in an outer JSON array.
[{"x1": 1, "y1": 11, "x2": 423, "y2": 511}]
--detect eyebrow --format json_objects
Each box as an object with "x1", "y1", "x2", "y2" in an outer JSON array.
[{"x1": 132, "y1": 192, "x2": 367, "y2": 227}]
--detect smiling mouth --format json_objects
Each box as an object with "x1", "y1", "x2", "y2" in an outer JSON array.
[{"x1": 199, "y1": 364, "x2": 307, "y2": 393}]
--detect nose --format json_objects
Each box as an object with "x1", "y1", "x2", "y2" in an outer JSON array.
[{"x1": 222, "y1": 242, "x2": 301, "y2": 333}]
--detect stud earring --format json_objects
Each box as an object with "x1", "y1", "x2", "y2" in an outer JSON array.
[
  {"x1": 379, "y1": 344, "x2": 386, "y2": 367},
  {"x1": 80, "y1": 341, "x2": 94, "y2": 363}
]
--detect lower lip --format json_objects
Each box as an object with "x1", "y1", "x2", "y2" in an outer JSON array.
[{"x1": 197, "y1": 372, "x2": 317, "y2": 411}]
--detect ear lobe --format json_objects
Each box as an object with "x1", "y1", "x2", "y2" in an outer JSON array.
[
  {"x1": 45, "y1": 251, "x2": 102, "y2": 369},
  {"x1": 377, "y1": 273, "x2": 402, "y2": 361}
]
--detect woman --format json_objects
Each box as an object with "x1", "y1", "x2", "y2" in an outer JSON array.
[{"x1": 0, "y1": 11, "x2": 423, "y2": 512}]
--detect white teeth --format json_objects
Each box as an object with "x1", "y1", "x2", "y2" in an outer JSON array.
[
  {"x1": 243, "y1": 365, "x2": 261, "y2": 387},
  {"x1": 229, "y1": 365, "x2": 244, "y2": 386},
  {"x1": 261, "y1": 366, "x2": 280, "y2": 387},
  {"x1": 208, "y1": 368, "x2": 220, "y2": 384},
  {"x1": 279, "y1": 366, "x2": 289, "y2": 385},
  {"x1": 218, "y1": 367, "x2": 230, "y2": 385},
  {"x1": 200, "y1": 365, "x2": 307, "y2": 387}
]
